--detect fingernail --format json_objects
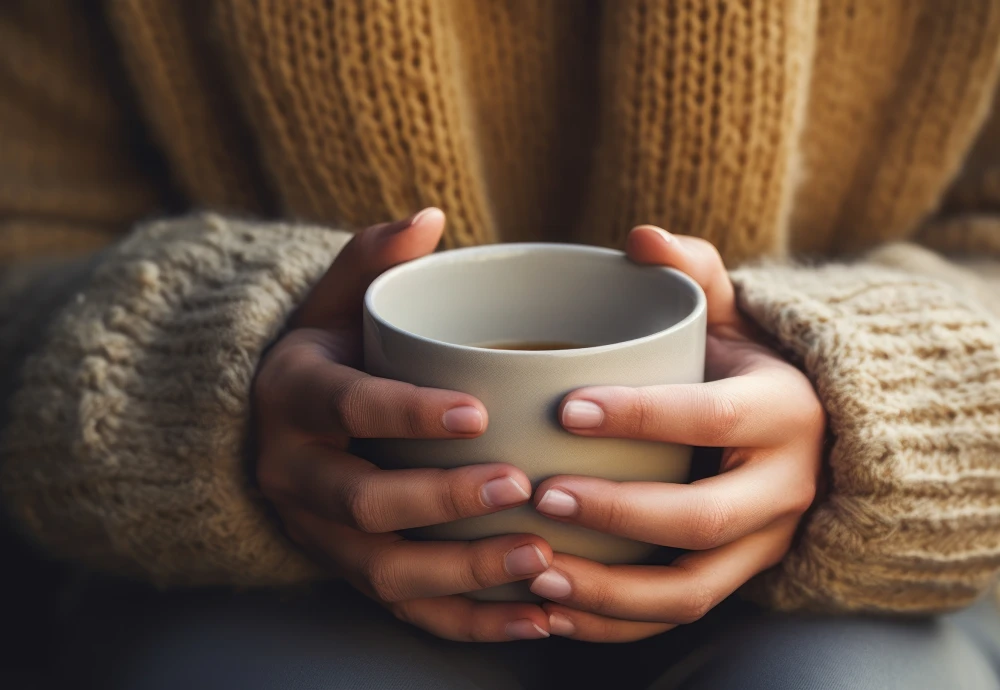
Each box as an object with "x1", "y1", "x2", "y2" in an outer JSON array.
[
  {"x1": 561, "y1": 400, "x2": 604, "y2": 429},
  {"x1": 482, "y1": 476, "x2": 530, "y2": 508},
  {"x1": 442, "y1": 406, "x2": 484, "y2": 434},
  {"x1": 505, "y1": 544, "x2": 549, "y2": 576},
  {"x1": 536, "y1": 489, "x2": 578, "y2": 517},
  {"x1": 382, "y1": 216, "x2": 414, "y2": 235},
  {"x1": 651, "y1": 226, "x2": 675, "y2": 244},
  {"x1": 505, "y1": 619, "x2": 550, "y2": 640},
  {"x1": 549, "y1": 613, "x2": 576, "y2": 637},
  {"x1": 530, "y1": 569, "x2": 572, "y2": 599},
  {"x1": 410, "y1": 207, "x2": 442, "y2": 227}
]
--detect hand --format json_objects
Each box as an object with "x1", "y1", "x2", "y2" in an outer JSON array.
[
  {"x1": 528, "y1": 226, "x2": 825, "y2": 642},
  {"x1": 254, "y1": 209, "x2": 553, "y2": 641}
]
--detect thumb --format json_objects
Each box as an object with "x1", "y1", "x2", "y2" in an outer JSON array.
[
  {"x1": 295, "y1": 208, "x2": 445, "y2": 329},
  {"x1": 626, "y1": 225, "x2": 741, "y2": 331}
]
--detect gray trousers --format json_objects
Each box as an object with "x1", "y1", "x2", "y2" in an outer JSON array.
[{"x1": 63, "y1": 580, "x2": 1000, "y2": 690}]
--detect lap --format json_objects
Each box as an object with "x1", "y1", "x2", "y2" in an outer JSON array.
[
  {"x1": 63, "y1": 581, "x2": 523, "y2": 690},
  {"x1": 60, "y1": 578, "x2": 1000, "y2": 690},
  {"x1": 667, "y1": 601, "x2": 1000, "y2": 690}
]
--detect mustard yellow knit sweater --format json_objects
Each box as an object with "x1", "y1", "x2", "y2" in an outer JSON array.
[{"x1": 1, "y1": 0, "x2": 1000, "y2": 614}]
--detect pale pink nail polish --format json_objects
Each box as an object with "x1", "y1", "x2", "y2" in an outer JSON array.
[
  {"x1": 536, "y1": 489, "x2": 578, "y2": 517},
  {"x1": 506, "y1": 619, "x2": 550, "y2": 640},
  {"x1": 561, "y1": 400, "x2": 604, "y2": 429},
  {"x1": 442, "y1": 406, "x2": 483, "y2": 433},
  {"x1": 481, "y1": 476, "x2": 530, "y2": 507},
  {"x1": 530, "y1": 569, "x2": 572, "y2": 599},
  {"x1": 651, "y1": 226, "x2": 674, "y2": 244},
  {"x1": 410, "y1": 207, "x2": 443, "y2": 227},
  {"x1": 504, "y1": 544, "x2": 549, "y2": 576},
  {"x1": 548, "y1": 613, "x2": 576, "y2": 637}
]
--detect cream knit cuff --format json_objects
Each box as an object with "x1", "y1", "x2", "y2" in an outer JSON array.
[
  {"x1": 731, "y1": 260, "x2": 1000, "y2": 614},
  {"x1": 1, "y1": 214, "x2": 350, "y2": 587}
]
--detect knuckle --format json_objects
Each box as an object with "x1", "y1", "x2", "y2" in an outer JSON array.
[
  {"x1": 788, "y1": 479, "x2": 818, "y2": 517},
  {"x1": 438, "y1": 473, "x2": 475, "y2": 521},
  {"x1": 459, "y1": 543, "x2": 499, "y2": 592},
  {"x1": 689, "y1": 495, "x2": 734, "y2": 549},
  {"x1": 344, "y1": 475, "x2": 388, "y2": 533},
  {"x1": 402, "y1": 391, "x2": 428, "y2": 438},
  {"x1": 331, "y1": 377, "x2": 370, "y2": 437},
  {"x1": 362, "y1": 549, "x2": 408, "y2": 603},
  {"x1": 389, "y1": 601, "x2": 417, "y2": 626},
  {"x1": 627, "y1": 388, "x2": 656, "y2": 437},
  {"x1": 705, "y1": 390, "x2": 741, "y2": 445},
  {"x1": 254, "y1": 346, "x2": 300, "y2": 409},
  {"x1": 676, "y1": 581, "x2": 716, "y2": 624},
  {"x1": 803, "y1": 396, "x2": 827, "y2": 436},
  {"x1": 603, "y1": 491, "x2": 635, "y2": 535},
  {"x1": 587, "y1": 574, "x2": 619, "y2": 615},
  {"x1": 252, "y1": 361, "x2": 279, "y2": 406},
  {"x1": 689, "y1": 237, "x2": 726, "y2": 269},
  {"x1": 788, "y1": 379, "x2": 826, "y2": 431},
  {"x1": 466, "y1": 612, "x2": 495, "y2": 643},
  {"x1": 592, "y1": 617, "x2": 618, "y2": 643}
]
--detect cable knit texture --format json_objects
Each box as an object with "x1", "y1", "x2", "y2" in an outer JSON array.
[
  {"x1": 1, "y1": 1, "x2": 1000, "y2": 611},
  {"x1": 731, "y1": 261, "x2": 1000, "y2": 612},
  {"x1": 1, "y1": 215, "x2": 348, "y2": 586}
]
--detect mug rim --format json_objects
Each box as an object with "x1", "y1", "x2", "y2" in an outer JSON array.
[{"x1": 364, "y1": 242, "x2": 707, "y2": 355}]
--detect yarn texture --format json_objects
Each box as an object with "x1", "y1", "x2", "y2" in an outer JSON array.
[{"x1": 1, "y1": 1, "x2": 1000, "y2": 612}]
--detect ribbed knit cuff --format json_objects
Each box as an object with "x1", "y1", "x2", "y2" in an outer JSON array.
[
  {"x1": 731, "y1": 260, "x2": 1000, "y2": 614},
  {"x1": 1, "y1": 214, "x2": 350, "y2": 587}
]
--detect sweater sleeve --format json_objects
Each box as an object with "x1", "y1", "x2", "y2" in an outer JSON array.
[
  {"x1": 730, "y1": 245, "x2": 1000, "y2": 614},
  {"x1": 0, "y1": 214, "x2": 351, "y2": 587}
]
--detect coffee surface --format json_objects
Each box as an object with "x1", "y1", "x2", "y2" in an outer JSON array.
[{"x1": 479, "y1": 341, "x2": 587, "y2": 351}]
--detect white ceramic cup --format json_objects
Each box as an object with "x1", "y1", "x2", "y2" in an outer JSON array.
[{"x1": 361, "y1": 243, "x2": 707, "y2": 600}]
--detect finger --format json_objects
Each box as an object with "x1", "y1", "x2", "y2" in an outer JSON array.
[
  {"x1": 295, "y1": 207, "x2": 446, "y2": 330},
  {"x1": 560, "y1": 366, "x2": 824, "y2": 447},
  {"x1": 390, "y1": 596, "x2": 551, "y2": 642},
  {"x1": 533, "y1": 455, "x2": 817, "y2": 550},
  {"x1": 528, "y1": 520, "x2": 797, "y2": 624},
  {"x1": 277, "y1": 346, "x2": 488, "y2": 438},
  {"x1": 295, "y1": 513, "x2": 554, "y2": 602},
  {"x1": 278, "y1": 444, "x2": 532, "y2": 532},
  {"x1": 542, "y1": 604, "x2": 674, "y2": 642},
  {"x1": 626, "y1": 225, "x2": 739, "y2": 330}
]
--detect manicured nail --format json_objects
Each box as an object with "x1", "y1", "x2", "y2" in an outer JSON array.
[
  {"x1": 506, "y1": 619, "x2": 550, "y2": 640},
  {"x1": 530, "y1": 569, "x2": 572, "y2": 599},
  {"x1": 410, "y1": 207, "x2": 442, "y2": 227},
  {"x1": 383, "y1": 216, "x2": 414, "y2": 235},
  {"x1": 505, "y1": 544, "x2": 549, "y2": 576},
  {"x1": 443, "y1": 406, "x2": 484, "y2": 434},
  {"x1": 549, "y1": 613, "x2": 576, "y2": 637},
  {"x1": 482, "y1": 476, "x2": 530, "y2": 508},
  {"x1": 536, "y1": 489, "x2": 578, "y2": 517},
  {"x1": 650, "y1": 226, "x2": 674, "y2": 244},
  {"x1": 561, "y1": 400, "x2": 604, "y2": 429}
]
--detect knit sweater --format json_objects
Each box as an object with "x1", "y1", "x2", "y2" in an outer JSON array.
[{"x1": 1, "y1": 0, "x2": 999, "y2": 614}]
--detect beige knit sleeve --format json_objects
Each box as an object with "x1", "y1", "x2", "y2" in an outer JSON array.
[
  {"x1": 0, "y1": 214, "x2": 351, "y2": 587},
  {"x1": 730, "y1": 250, "x2": 1000, "y2": 614}
]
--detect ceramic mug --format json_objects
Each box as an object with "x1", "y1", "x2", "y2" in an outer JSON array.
[{"x1": 360, "y1": 243, "x2": 707, "y2": 600}]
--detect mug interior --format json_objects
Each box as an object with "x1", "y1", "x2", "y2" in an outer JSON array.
[{"x1": 366, "y1": 244, "x2": 702, "y2": 349}]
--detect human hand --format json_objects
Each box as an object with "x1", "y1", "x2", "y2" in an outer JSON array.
[
  {"x1": 528, "y1": 226, "x2": 825, "y2": 642},
  {"x1": 254, "y1": 210, "x2": 553, "y2": 641}
]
